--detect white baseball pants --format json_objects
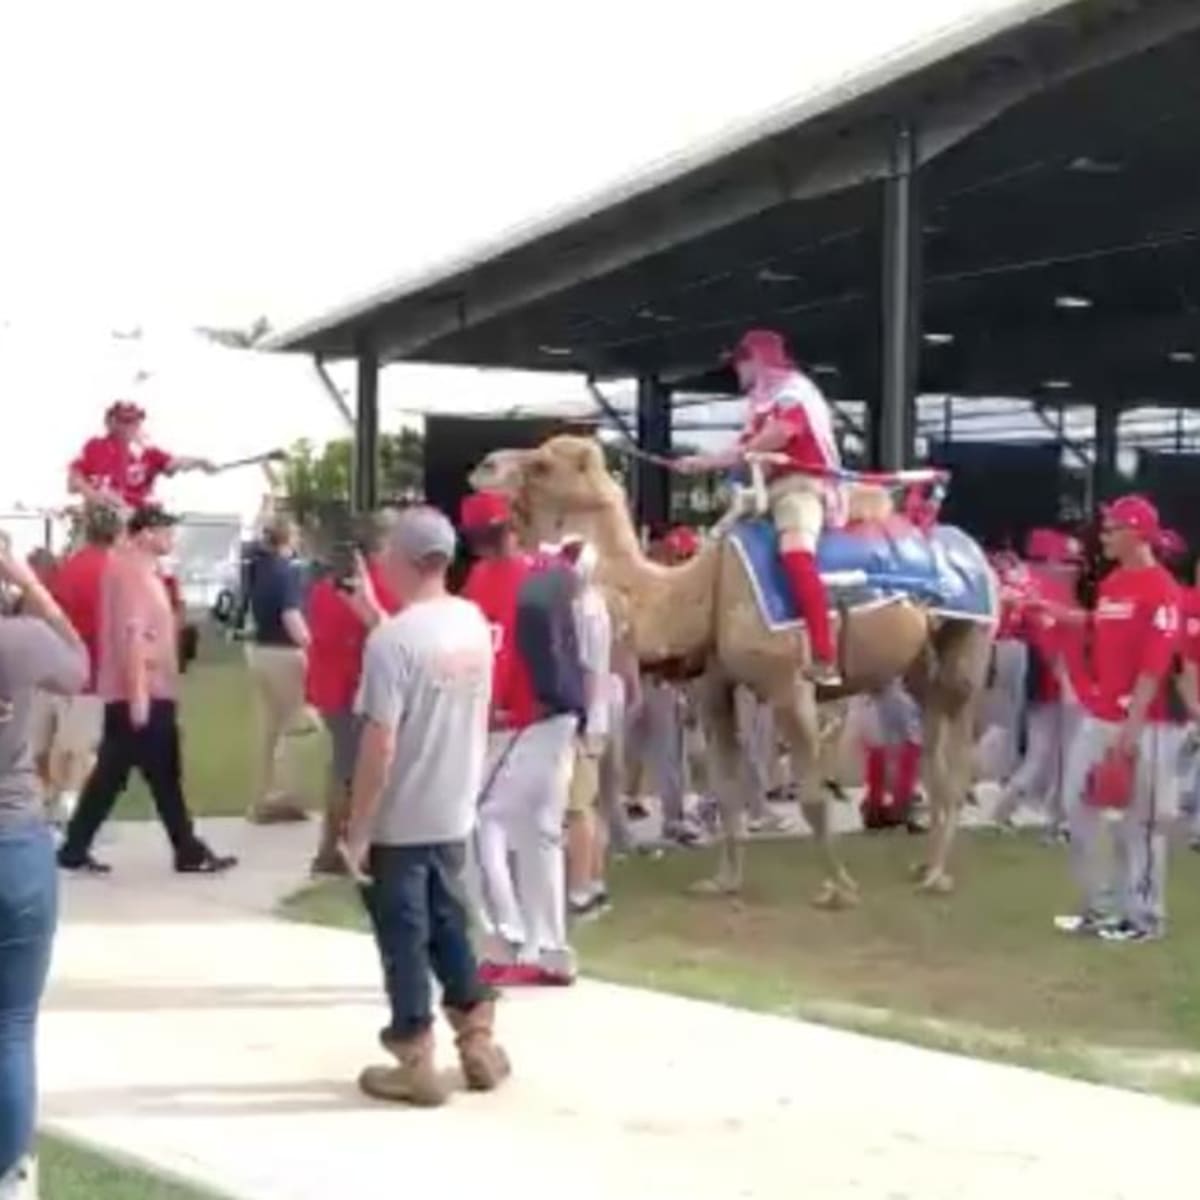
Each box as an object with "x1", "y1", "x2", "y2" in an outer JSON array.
[{"x1": 475, "y1": 715, "x2": 577, "y2": 968}]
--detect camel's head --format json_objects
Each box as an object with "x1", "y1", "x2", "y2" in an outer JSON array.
[{"x1": 469, "y1": 436, "x2": 619, "y2": 542}]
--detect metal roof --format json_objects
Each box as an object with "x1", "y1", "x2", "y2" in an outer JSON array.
[{"x1": 267, "y1": 0, "x2": 1200, "y2": 410}]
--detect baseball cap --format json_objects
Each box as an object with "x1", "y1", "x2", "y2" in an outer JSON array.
[
  {"x1": 127, "y1": 505, "x2": 180, "y2": 535},
  {"x1": 106, "y1": 400, "x2": 146, "y2": 423},
  {"x1": 1024, "y1": 528, "x2": 1081, "y2": 564},
  {"x1": 389, "y1": 505, "x2": 457, "y2": 564},
  {"x1": 1101, "y1": 494, "x2": 1160, "y2": 541},
  {"x1": 459, "y1": 490, "x2": 511, "y2": 530},
  {"x1": 727, "y1": 328, "x2": 793, "y2": 369}
]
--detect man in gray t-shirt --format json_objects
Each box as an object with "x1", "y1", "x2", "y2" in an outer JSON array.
[{"x1": 343, "y1": 506, "x2": 509, "y2": 1108}]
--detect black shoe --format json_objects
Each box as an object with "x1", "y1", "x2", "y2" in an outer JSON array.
[
  {"x1": 175, "y1": 847, "x2": 238, "y2": 875},
  {"x1": 1099, "y1": 919, "x2": 1162, "y2": 944},
  {"x1": 1053, "y1": 911, "x2": 1111, "y2": 937},
  {"x1": 58, "y1": 850, "x2": 112, "y2": 875}
]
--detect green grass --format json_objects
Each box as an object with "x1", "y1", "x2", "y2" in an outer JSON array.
[
  {"x1": 41, "y1": 1135, "x2": 229, "y2": 1200},
  {"x1": 116, "y1": 631, "x2": 325, "y2": 820},
  {"x1": 282, "y1": 830, "x2": 1200, "y2": 1101}
]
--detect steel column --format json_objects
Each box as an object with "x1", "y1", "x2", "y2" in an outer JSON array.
[
  {"x1": 878, "y1": 121, "x2": 921, "y2": 470},
  {"x1": 1093, "y1": 403, "x2": 1120, "y2": 504},
  {"x1": 353, "y1": 341, "x2": 381, "y2": 514},
  {"x1": 634, "y1": 374, "x2": 672, "y2": 532}
]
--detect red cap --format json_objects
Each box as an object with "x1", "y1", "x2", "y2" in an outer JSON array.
[
  {"x1": 1102, "y1": 494, "x2": 1160, "y2": 542},
  {"x1": 459, "y1": 490, "x2": 511, "y2": 530},
  {"x1": 1025, "y1": 528, "x2": 1082, "y2": 564},
  {"x1": 663, "y1": 525, "x2": 701, "y2": 560},
  {"x1": 106, "y1": 400, "x2": 146, "y2": 423},
  {"x1": 729, "y1": 328, "x2": 793, "y2": 370}
]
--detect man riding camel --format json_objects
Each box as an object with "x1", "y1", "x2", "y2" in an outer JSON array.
[
  {"x1": 677, "y1": 328, "x2": 843, "y2": 685},
  {"x1": 68, "y1": 401, "x2": 216, "y2": 513}
]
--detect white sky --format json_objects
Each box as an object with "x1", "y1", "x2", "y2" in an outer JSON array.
[{"x1": 0, "y1": 0, "x2": 1047, "y2": 514}]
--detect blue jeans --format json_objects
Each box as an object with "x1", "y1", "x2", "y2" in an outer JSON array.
[
  {"x1": 0, "y1": 821, "x2": 58, "y2": 1175},
  {"x1": 360, "y1": 842, "x2": 488, "y2": 1040}
]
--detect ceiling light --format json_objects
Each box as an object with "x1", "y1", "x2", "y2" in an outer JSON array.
[
  {"x1": 810, "y1": 363, "x2": 840, "y2": 375},
  {"x1": 538, "y1": 345, "x2": 573, "y2": 357},
  {"x1": 1055, "y1": 295, "x2": 1092, "y2": 310},
  {"x1": 1168, "y1": 350, "x2": 1197, "y2": 364},
  {"x1": 757, "y1": 267, "x2": 800, "y2": 284},
  {"x1": 1068, "y1": 156, "x2": 1123, "y2": 175},
  {"x1": 1042, "y1": 379, "x2": 1072, "y2": 390},
  {"x1": 923, "y1": 332, "x2": 955, "y2": 346}
]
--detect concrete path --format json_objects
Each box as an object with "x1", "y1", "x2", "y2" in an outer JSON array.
[{"x1": 42, "y1": 818, "x2": 1200, "y2": 1200}]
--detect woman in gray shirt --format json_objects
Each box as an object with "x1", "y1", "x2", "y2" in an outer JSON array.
[{"x1": 0, "y1": 536, "x2": 88, "y2": 1196}]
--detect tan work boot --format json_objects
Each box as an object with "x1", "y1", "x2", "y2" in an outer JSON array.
[
  {"x1": 358, "y1": 1028, "x2": 447, "y2": 1106},
  {"x1": 445, "y1": 1000, "x2": 511, "y2": 1091}
]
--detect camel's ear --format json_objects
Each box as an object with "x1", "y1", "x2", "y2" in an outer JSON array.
[{"x1": 572, "y1": 440, "x2": 603, "y2": 474}]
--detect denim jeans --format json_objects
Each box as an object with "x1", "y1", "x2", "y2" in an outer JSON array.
[
  {"x1": 0, "y1": 821, "x2": 58, "y2": 1176},
  {"x1": 360, "y1": 842, "x2": 488, "y2": 1040}
]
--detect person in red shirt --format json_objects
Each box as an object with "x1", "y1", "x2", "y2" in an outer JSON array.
[
  {"x1": 1053, "y1": 495, "x2": 1183, "y2": 942},
  {"x1": 68, "y1": 401, "x2": 216, "y2": 512},
  {"x1": 30, "y1": 507, "x2": 120, "y2": 823},
  {"x1": 676, "y1": 329, "x2": 843, "y2": 684},
  {"x1": 306, "y1": 513, "x2": 401, "y2": 874},
  {"x1": 993, "y1": 530, "x2": 1084, "y2": 839},
  {"x1": 1176, "y1": 555, "x2": 1200, "y2": 852},
  {"x1": 459, "y1": 491, "x2": 533, "y2": 730}
]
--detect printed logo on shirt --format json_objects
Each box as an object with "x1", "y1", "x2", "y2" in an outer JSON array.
[
  {"x1": 1152, "y1": 604, "x2": 1179, "y2": 634},
  {"x1": 1095, "y1": 599, "x2": 1135, "y2": 621}
]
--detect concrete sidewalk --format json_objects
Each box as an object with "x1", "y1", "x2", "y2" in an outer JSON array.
[{"x1": 42, "y1": 818, "x2": 1200, "y2": 1200}]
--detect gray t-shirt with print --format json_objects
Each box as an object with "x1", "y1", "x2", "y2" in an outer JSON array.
[
  {"x1": 356, "y1": 595, "x2": 492, "y2": 846},
  {"x1": 0, "y1": 617, "x2": 89, "y2": 825}
]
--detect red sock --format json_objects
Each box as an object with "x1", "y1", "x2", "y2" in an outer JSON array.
[
  {"x1": 893, "y1": 741, "x2": 922, "y2": 808},
  {"x1": 865, "y1": 745, "x2": 888, "y2": 809},
  {"x1": 779, "y1": 549, "x2": 835, "y2": 663}
]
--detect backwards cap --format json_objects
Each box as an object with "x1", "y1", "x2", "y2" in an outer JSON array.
[
  {"x1": 459, "y1": 490, "x2": 511, "y2": 530},
  {"x1": 729, "y1": 328, "x2": 793, "y2": 370}
]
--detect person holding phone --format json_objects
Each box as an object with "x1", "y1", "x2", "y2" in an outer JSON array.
[{"x1": 0, "y1": 533, "x2": 88, "y2": 1197}]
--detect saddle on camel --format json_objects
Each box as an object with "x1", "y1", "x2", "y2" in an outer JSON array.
[{"x1": 470, "y1": 332, "x2": 997, "y2": 909}]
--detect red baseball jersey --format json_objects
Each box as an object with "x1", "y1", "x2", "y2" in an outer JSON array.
[
  {"x1": 738, "y1": 371, "x2": 840, "y2": 480},
  {"x1": 1071, "y1": 563, "x2": 1181, "y2": 723},
  {"x1": 462, "y1": 554, "x2": 533, "y2": 729},
  {"x1": 1022, "y1": 567, "x2": 1078, "y2": 704},
  {"x1": 50, "y1": 544, "x2": 110, "y2": 691},
  {"x1": 1182, "y1": 587, "x2": 1200, "y2": 667},
  {"x1": 70, "y1": 435, "x2": 173, "y2": 508}
]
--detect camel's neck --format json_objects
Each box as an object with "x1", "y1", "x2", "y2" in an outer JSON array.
[{"x1": 584, "y1": 489, "x2": 716, "y2": 664}]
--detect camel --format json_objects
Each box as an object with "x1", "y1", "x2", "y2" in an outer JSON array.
[{"x1": 470, "y1": 436, "x2": 996, "y2": 907}]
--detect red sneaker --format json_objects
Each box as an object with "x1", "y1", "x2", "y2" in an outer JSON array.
[{"x1": 479, "y1": 961, "x2": 545, "y2": 988}]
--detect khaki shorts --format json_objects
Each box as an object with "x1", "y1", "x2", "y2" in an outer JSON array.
[
  {"x1": 768, "y1": 474, "x2": 825, "y2": 551},
  {"x1": 29, "y1": 692, "x2": 104, "y2": 759},
  {"x1": 566, "y1": 740, "x2": 603, "y2": 816}
]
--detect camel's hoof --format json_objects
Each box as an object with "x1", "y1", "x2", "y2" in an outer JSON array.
[
  {"x1": 908, "y1": 861, "x2": 929, "y2": 882},
  {"x1": 688, "y1": 877, "x2": 741, "y2": 898},
  {"x1": 834, "y1": 868, "x2": 860, "y2": 895},
  {"x1": 916, "y1": 871, "x2": 955, "y2": 895},
  {"x1": 812, "y1": 880, "x2": 859, "y2": 910}
]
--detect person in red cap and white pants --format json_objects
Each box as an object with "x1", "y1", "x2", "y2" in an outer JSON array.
[
  {"x1": 993, "y1": 530, "x2": 1085, "y2": 839},
  {"x1": 677, "y1": 330, "x2": 843, "y2": 684},
  {"x1": 1052, "y1": 495, "x2": 1183, "y2": 942},
  {"x1": 68, "y1": 402, "x2": 216, "y2": 512}
]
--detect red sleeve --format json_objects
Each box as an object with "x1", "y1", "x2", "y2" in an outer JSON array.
[
  {"x1": 145, "y1": 445, "x2": 174, "y2": 476},
  {"x1": 1184, "y1": 595, "x2": 1200, "y2": 666},
  {"x1": 70, "y1": 437, "x2": 101, "y2": 476}
]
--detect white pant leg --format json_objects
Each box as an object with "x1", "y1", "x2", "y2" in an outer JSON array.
[
  {"x1": 1044, "y1": 701, "x2": 1083, "y2": 828},
  {"x1": 501, "y1": 716, "x2": 577, "y2": 965},
  {"x1": 1063, "y1": 716, "x2": 1119, "y2": 919},
  {"x1": 997, "y1": 704, "x2": 1056, "y2": 820},
  {"x1": 1116, "y1": 724, "x2": 1181, "y2": 933},
  {"x1": 475, "y1": 731, "x2": 528, "y2": 947}
]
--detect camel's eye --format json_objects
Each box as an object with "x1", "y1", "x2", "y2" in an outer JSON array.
[{"x1": 529, "y1": 459, "x2": 550, "y2": 477}]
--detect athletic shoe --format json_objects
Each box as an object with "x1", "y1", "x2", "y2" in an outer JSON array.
[
  {"x1": 1053, "y1": 912, "x2": 1111, "y2": 937},
  {"x1": 58, "y1": 850, "x2": 112, "y2": 875},
  {"x1": 1040, "y1": 826, "x2": 1070, "y2": 847},
  {"x1": 590, "y1": 888, "x2": 612, "y2": 916},
  {"x1": 661, "y1": 820, "x2": 705, "y2": 847},
  {"x1": 478, "y1": 961, "x2": 545, "y2": 988},
  {"x1": 568, "y1": 894, "x2": 601, "y2": 921},
  {"x1": 1099, "y1": 920, "x2": 1162, "y2": 944},
  {"x1": 530, "y1": 964, "x2": 576, "y2": 987},
  {"x1": 175, "y1": 847, "x2": 238, "y2": 875}
]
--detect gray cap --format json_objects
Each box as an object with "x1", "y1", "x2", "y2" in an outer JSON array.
[{"x1": 389, "y1": 506, "x2": 457, "y2": 564}]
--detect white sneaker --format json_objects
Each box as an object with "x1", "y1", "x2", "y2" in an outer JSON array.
[{"x1": 0, "y1": 1155, "x2": 37, "y2": 1200}]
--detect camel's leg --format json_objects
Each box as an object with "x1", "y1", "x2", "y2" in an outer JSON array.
[
  {"x1": 774, "y1": 683, "x2": 858, "y2": 909},
  {"x1": 918, "y1": 700, "x2": 976, "y2": 893},
  {"x1": 913, "y1": 703, "x2": 954, "y2": 893},
  {"x1": 688, "y1": 672, "x2": 747, "y2": 897}
]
